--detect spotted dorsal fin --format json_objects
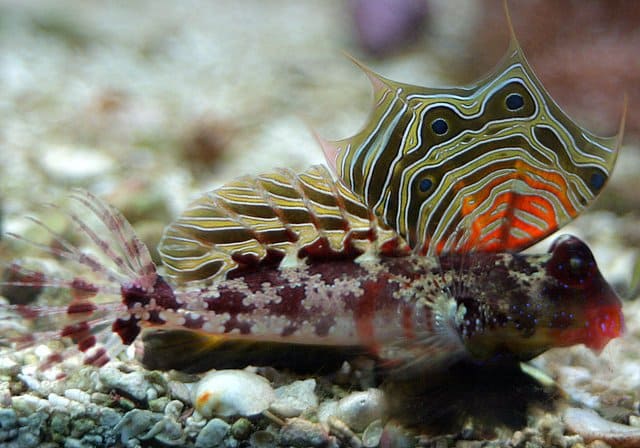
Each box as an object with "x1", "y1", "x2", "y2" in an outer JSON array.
[{"x1": 321, "y1": 3, "x2": 624, "y2": 255}]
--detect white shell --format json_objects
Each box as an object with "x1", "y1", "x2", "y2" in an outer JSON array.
[{"x1": 194, "y1": 370, "x2": 275, "y2": 418}]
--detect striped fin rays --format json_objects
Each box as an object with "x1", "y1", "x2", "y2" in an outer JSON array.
[
  {"x1": 319, "y1": 9, "x2": 625, "y2": 256},
  {"x1": 159, "y1": 165, "x2": 409, "y2": 283}
]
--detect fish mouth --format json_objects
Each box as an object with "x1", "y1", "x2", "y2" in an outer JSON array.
[
  {"x1": 548, "y1": 284, "x2": 625, "y2": 354},
  {"x1": 583, "y1": 302, "x2": 625, "y2": 353}
]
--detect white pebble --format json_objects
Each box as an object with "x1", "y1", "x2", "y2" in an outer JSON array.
[
  {"x1": 64, "y1": 388, "x2": 91, "y2": 404},
  {"x1": 11, "y1": 394, "x2": 51, "y2": 414},
  {"x1": 194, "y1": 369, "x2": 275, "y2": 418},
  {"x1": 334, "y1": 389, "x2": 387, "y2": 432},
  {"x1": 270, "y1": 379, "x2": 318, "y2": 418},
  {"x1": 48, "y1": 393, "x2": 71, "y2": 409},
  {"x1": 195, "y1": 418, "x2": 230, "y2": 448},
  {"x1": 564, "y1": 407, "x2": 640, "y2": 448},
  {"x1": 40, "y1": 144, "x2": 114, "y2": 180}
]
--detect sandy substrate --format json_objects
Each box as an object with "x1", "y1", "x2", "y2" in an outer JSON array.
[{"x1": 1, "y1": 1, "x2": 639, "y2": 447}]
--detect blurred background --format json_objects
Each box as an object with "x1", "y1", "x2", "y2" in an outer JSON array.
[{"x1": 0, "y1": 0, "x2": 638, "y2": 285}]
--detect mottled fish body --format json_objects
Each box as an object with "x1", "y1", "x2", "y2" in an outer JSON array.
[
  {"x1": 144, "y1": 236, "x2": 623, "y2": 374},
  {"x1": 0, "y1": 185, "x2": 623, "y2": 375}
]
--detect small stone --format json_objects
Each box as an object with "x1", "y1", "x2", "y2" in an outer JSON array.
[
  {"x1": 231, "y1": 417, "x2": 252, "y2": 440},
  {"x1": 195, "y1": 418, "x2": 230, "y2": 448},
  {"x1": 184, "y1": 412, "x2": 207, "y2": 439},
  {"x1": 250, "y1": 430, "x2": 277, "y2": 448},
  {"x1": 335, "y1": 388, "x2": 387, "y2": 432},
  {"x1": 318, "y1": 400, "x2": 340, "y2": 426},
  {"x1": 164, "y1": 400, "x2": 185, "y2": 418},
  {"x1": 70, "y1": 417, "x2": 96, "y2": 438},
  {"x1": 90, "y1": 392, "x2": 114, "y2": 406},
  {"x1": 149, "y1": 396, "x2": 170, "y2": 413},
  {"x1": 114, "y1": 409, "x2": 163, "y2": 443},
  {"x1": 629, "y1": 415, "x2": 640, "y2": 427},
  {"x1": 564, "y1": 407, "x2": 640, "y2": 448},
  {"x1": 50, "y1": 412, "x2": 70, "y2": 441},
  {"x1": 63, "y1": 437, "x2": 84, "y2": 448},
  {"x1": 139, "y1": 417, "x2": 184, "y2": 444},
  {"x1": 271, "y1": 379, "x2": 318, "y2": 418},
  {"x1": 99, "y1": 366, "x2": 153, "y2": 403},
  {"x1": 64, "y1": 388, "x2": 91, "y2": 404},
  {"x1": 279, "y1": 417, "x2": 332, "y2": 448},
  {"x1": 0, "y1": 408, "x2": 18, "y2": 442},
  {"x1": 194, "y1": 369, "x2": 275, "y2": 418},
  {"x1": 12, "y1": 394, "x2": 51, "y2": 415},
  {"x1": 97, "y1": 408, "x2": 122, "y2": 429},
  {"x1": 362, "y1": 419, "x2": 384, "y2": 448},
  {"x1": 40, "y1": 144, "x2": 114, "y2": 180},
  {"x1": 169, "y1": 380, "x2": 193, "y2": 405},
  {"x1": 0, "y1": 357, "x2": 20, "y2": 376}
]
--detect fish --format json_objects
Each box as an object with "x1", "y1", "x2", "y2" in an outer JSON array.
[
  {"x1": 0, "y1": 169, "x2": 623, "y2": 376},
  {"x1": 0, "y1": 4, "x2": 625, "y2": 376}
]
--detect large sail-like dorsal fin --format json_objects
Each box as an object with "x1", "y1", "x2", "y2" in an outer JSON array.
[{"x1": 320, "y1": 0, "x2": 623, "y2": 255}]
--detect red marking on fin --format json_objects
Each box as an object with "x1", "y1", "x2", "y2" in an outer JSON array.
[{"x1": 67, "y1": 301, "x2": 98, "y2": 315}]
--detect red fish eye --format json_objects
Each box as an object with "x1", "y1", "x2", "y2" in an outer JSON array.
[{"x1": 546, "y1": 235, "x2": 597, "y2": 287}]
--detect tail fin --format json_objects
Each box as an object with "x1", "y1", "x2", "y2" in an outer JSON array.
[{"x1": 0, "y1": 191, "x2": 164, "y2": 376}]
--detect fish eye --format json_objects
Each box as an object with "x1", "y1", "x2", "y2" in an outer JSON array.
[
  {"x1": 505, "y1": 93, "x2": 524, "y2": 111},
  {"x1": 590, "y1": 172, "x2": 606, "y2": 191},
  {"x1": 431, "y1": 118, "x2": 448, "y2": 135},
  {"x1": 419, "y1": 178, "x2": 433, "y2": 193},
  {"x1": 568, "y1": 255, "x2": 588, "y2": 277},
  {"x1": 547, "y1": 235, "x2": 596, "y2": 287}
]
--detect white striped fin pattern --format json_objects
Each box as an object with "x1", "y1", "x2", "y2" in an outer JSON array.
[
  {"x1": 159, "y1": 165, "x2": 409, "y2": 283},
  {"x1": 324, "y1": 38, "x2": 622, "y2": 255}
]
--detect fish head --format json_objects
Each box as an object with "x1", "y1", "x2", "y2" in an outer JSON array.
[
  {"x1": 459, "y1": 234, "x2": 623, "y2": 362},
  {"x1": 541, "y1": 234, "x2": 624, "y2": 353}
]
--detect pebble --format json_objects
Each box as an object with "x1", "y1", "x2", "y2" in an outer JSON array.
[
  {"x1": 270, "y1": 379, "x2": 318, "y2": 418},
  {"x1": 250, "y1": 430, "x2": 277, "y2": 448},
  {"x1": 113, "y1": 409, "x2": 163, "y2": 443},
  {"x1": 11, "y1": 394, "x2": 51, "y2": 415},
  {"x1": 318, "y1": 400, "x2": 340, "y2": 426},
  {"x1": 39, "y1": 144, "x2": 114, "y2": 180},
  {"x1": 279, "y1": 417, "x2": 333, "y2": 448},
  {"x1": 149, "y1": 396, "x2": 170, "y2": 413},
  {"x1": 0, "y1": 357, "x2": 20, "y2": 376},
  {"x1": 99, "y1": 366, "x2": 153, "y2": 403},
  {"x1": 168, "y1": 380, "x2": 193, "y2": 405},
  {"x1": 0, "y1": 408, "x2": 18, "y2": 442},
  {"x1": 195, "y1": 418, "x2": 230, "y2": 448},
  {"x1": 139, "y1": 416, "x2": 184, "y2": 445},
  {"x1": 362, "y1": 419, "x2": 384, "y2": 448},
  {"x1": 48, "y1": 393, "x2": 86, "y2": 416},
  {"x1": 194, "y1": 369, "x2": 275, "y2": 418},
  {"x1": 164, "y1": 400, "x2": 185, "y2": 419},
  {"x1": 334, "y1": 388, "x2": 387, "y2": 432},
  {"x1": 184, "y1": 412, "x2": 207, "y2": 439},
  {"x1": 564, "y1": 407, "x2": 640, "y2": 447},
  {"x1": 64, "y1": 388, "x2": 91, "y2": 404},
  {"x1": 231, "y1": 417, "x2": 253, "y2": 440}
]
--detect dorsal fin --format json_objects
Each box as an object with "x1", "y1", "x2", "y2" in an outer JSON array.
[
  {"x1": 318, "y1": 1, "x2": 621, "y2": 255},
  {"x1": 158, "y1": 165, "x2": 409, "y2": 284}
]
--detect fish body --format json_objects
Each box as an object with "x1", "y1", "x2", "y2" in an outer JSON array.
[
  {"x1": 143, "y1": 235, "x2": 623, "y2": 374},
  {"x1": 0, "y1": 189, "x2": 623, "y2": 375}
]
